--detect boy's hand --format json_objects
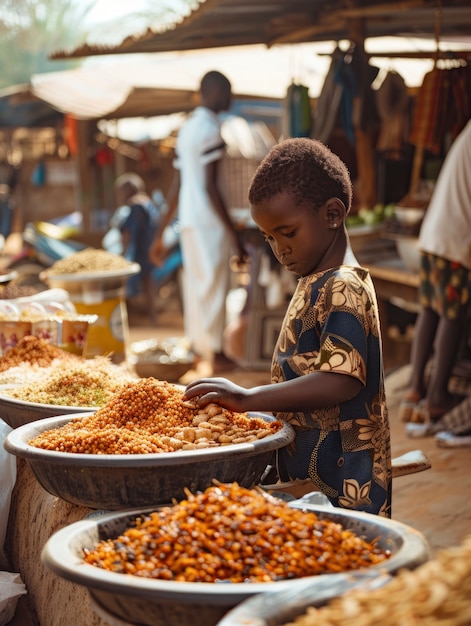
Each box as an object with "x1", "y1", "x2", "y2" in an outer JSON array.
[{"x1": 183, "y1": 377, "x2": 250, "y2": 413}]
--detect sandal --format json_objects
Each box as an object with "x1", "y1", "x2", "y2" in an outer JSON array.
[
  {"x1": 398, "y1": 400, "x2": 418, "y2": 423},
  {"x1": 435, "y1": 430, "x2": 471, "y2": 448},
  {"x1": 406, "y1": 421, "x2": 444, "y2": 438},
  {"x1": 410, "y1": 396, "x2": 466, "y2": 424},
  {"x1": 410, "y1": 402, "x2": 434, "y2": 424},
  {"x1": 407, "y1": 400, "x2": 446, "y2": 435}
]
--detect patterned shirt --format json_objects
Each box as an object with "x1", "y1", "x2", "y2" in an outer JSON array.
[{"x1": 272, "y1": 265, "x2": 392, "y2": 517}]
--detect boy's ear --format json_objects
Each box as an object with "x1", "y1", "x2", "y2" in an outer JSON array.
[{"x1": 325, "y1": 198, "x2": 346, "y2": 228}]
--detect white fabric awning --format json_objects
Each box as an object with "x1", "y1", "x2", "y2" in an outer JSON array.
[{"x1": 27, "y1": 44, "x2": 329, "y2": 120}]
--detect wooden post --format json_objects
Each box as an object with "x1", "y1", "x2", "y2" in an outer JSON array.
[
  {"x1": 76, "y1": 119, "x2": 94, "y2": 233},
  {"x1": 350, "y1": 18, "x2": 377, "y2": 210},
  {"x1": 354, "y1": 127, "x2": 377, "y2": 209}
]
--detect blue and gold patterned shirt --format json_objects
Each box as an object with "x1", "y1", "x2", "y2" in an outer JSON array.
[{"x1": 272, "y1": 265, "x2": 392, "y2": 517}]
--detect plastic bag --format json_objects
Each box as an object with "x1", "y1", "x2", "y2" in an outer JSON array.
[
  {"x1": 0, "y1": 572, "x2": 26, "y2": 626},
  {"x1": 102, "y1": 226, "x2": 124, "y2": 255},
  {"x1": 0, "y1": 419, "x2": 16, "y2": 553}
]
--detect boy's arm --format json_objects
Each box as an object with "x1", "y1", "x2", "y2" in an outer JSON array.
[{"x1": 183, "y1": 371, "x2": 362, "y2": 415}]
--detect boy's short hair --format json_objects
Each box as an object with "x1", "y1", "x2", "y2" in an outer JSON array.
[{"x1": 248, "y1": 138, "x2": 352, "y2": 213}]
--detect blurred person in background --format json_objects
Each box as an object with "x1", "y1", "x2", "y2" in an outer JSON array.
[
  {"x1": 149, "y1": 70, "x2": 246, "y2": 375},
  {"x1": 434, "y1": 393, "x2": 471, "y2": 448},
  {"x1": 109, "y1": 172, "x2": 160, "y2": 304},
  {"x1": 399, "y1": 119, "x2": 471, "y2": 435}
]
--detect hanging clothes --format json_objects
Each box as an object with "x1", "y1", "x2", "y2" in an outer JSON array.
[
  {"x1": 64, "y1": 114, "x2": 79, "y2": 156},
  {"x1": 283, "y1": 83, "x2": 312, "y2": 138},
  {"x1": 409, "y1": 66, "x2": 471, "y2": 155},
  {"x1": 334, "y1": 54, "x2": 356, "y2": 145},
  {"x1": 350, "y1": 45, "x2": 381, "y2": 135},
  {"x1": 312, "y1": 45, "x2": 380, "y2": 147},
  {"x1": 409, "y1": 68, "x2": 444, "y2": 155},
  {"x1": 312, "y1": 47, "x2": 345, "y2": 143},
  {"x1": 375, "y1": 70, "x2": 410, "y2": 153},
  {"x1": 445, "y1": 65, "x2": 471, "y2": 140}
]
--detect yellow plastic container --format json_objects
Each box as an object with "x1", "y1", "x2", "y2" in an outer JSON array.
[
  {"x1": 73, "y1": 294, "x2": 129, "y2": 361},
  {"x1": 41, "y1": 264, "x2": 140, "y2": 363}
]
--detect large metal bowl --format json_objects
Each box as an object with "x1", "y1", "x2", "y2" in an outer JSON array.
[
  {"x1": 41, "y1": 500, "x2": 430, "y2": 626},
  {"x1": 3, "y1": 412, "x2": 294, "y2": 510},
  {"x1": 0, "y1": 391, "x2": 95, "y2": 428},
  {"x1": 40, "y1": 263, "x2": 141, "y2": 295}
]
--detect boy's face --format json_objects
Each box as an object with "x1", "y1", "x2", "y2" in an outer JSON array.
[{"x1": 251, "y1": 191, "x2": 339, "y2": 277}]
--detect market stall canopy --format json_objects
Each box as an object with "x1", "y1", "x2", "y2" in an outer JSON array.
[
  {"x1": 30, "y1": 63, "x2": 199, "y2": 119},
  {"x1": 0, "y1": 54, "x2": 289, "y2": 127},
  {"x1": 50, "y1": 0, "x2": 471, "y2": 60},
  {"x1": 0, "y1": 85, "x2": 63, "y2": 128}
]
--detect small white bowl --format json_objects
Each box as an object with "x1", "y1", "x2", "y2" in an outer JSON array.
[
  {"x1": 394, "y1": 206, "x2": 426, "y2": 226},
  {"x1": 396, "y1": 237, "x2": 421, "y2": 273}
]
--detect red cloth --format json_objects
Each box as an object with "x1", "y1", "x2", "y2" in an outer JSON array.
[
  {"x1": 410, "y1": 66, "x2": 471, "y2": 154},
  {"x1": 64, "y1": 114, "x2": 78, "y2": 156}
]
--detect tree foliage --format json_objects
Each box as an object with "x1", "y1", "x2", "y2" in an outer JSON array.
[
  {"x1": 88, "y1": 1, "x2": 194, "y2": 47},
  {"x1": 0, "y1": 0, "x2": 196, "y2": 90},
  {"x1": 0, "y1": 0, "x2": 95, "y2": 88}
]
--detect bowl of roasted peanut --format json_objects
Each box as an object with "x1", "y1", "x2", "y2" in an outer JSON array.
[
  {"x1": 3, "y1": 377, "x2": 294, "y2": 510},
  {"x1": 40, "y1": 483, "x2": 430, "y2": 626}
]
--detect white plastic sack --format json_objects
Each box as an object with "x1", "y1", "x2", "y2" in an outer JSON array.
[
  {"x1": 0, "y1": 419, "x2": 16, "y2": 554},
  {"x1": 0, "y1": 572, "x2": 26, "y2": 626},
  {"x1": 0, "y1": 419, "x2": 20, "y2": 626}
]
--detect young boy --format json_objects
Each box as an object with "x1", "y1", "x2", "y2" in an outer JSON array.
[{"x1": 183, "y1": 138, "x2": 392, "y2": 517}]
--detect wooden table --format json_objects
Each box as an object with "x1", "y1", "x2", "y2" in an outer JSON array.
[
  {"x1": 368, "y1": 258, "x2": 420, "y2": 308},
  {"x1": 367, "y1": 258, "x2": 420, "y2": 371}
]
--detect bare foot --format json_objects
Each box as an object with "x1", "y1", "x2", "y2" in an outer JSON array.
[{"x1": 402, "y1": 389, "x2": 423, "y2": 404}]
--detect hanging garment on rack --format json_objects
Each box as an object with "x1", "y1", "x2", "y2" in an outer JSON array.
[
  {"x1": 410, "y1": 65, "x2": 471, "y2": 156},
  {"x1": 283, "y1": 83, "x2": 312, "y2": 138},
  {"x1": 446, "y1": 65, "x2": 471, "y2": 140},
  {"x1": 312, "y1": 48, "x2": 345, "y2": 143},
  {"x1": 333, "y1": 54, "x2": 356, "y2": 146},
  {"x1": 410, "y1": 68, "x2": 449, "y2": 154},
  {"x1": 375, "y1": 70, "x2": 410, "y2": 153},
  {"x1": 349, "y1": 45, "x2": 381, "y2": 135},
  {"x1": 313, "y1": 45, "x2": 379, "y2": 147}
]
